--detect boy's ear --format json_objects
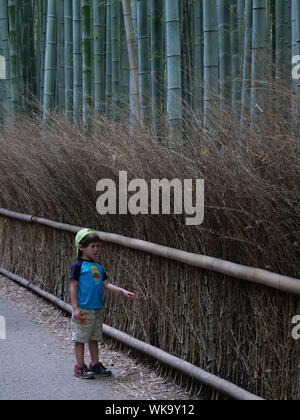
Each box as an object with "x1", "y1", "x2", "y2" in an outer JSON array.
[{"x1": 78, "y1": 244, "x2": 85, "y2": 251}]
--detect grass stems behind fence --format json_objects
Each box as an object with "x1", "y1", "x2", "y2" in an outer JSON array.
[{"x1": 0, "y1": 97, "x2": 299, "y2": 399}]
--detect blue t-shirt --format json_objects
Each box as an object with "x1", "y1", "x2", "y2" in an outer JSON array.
[{"x1": 70, "y1": 259, "x2": 108, "y2": 309}]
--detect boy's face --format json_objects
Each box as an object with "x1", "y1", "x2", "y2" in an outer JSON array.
[{"x1": 79, "y1": 241, "x2": 101, "y2": 261}]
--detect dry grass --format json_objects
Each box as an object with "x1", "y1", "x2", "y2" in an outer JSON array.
[{"x1": 0, "y1": 92, "x2": 299, "y2": 399}]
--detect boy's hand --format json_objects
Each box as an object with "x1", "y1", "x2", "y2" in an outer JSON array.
[
  {"x1": 122, "y1": 289, "x2": 135, "y2": 300},
  {"x1": 73, "y1": 307, "x2": 82, "y2": 321}
]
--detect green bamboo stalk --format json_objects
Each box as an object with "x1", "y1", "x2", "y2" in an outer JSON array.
[
  {"x1": 237, "y1": 0, "x2": 246, "y2": 45},
  {"x1": 0, "y1": 0, "x2": 12, "y2": 122},
  {"x1": 284, "y1": 0, "x2": 292, "y2": 71},
  {"x1": 17, "y1": 1, "x2": 25, "y2": 114},
  {"x1": 73, "y1": 0, "x2": 82, "y2": 121},
  {"x1": 294, "y1": 0, "x2": 300, "y2": 137},
  {"x1": 275, "y1": 0, "x2": 285, "y2": 80},
  {"x1": 111, "y1": 0, "x2": 120, "y2": 120},
  {"x1": 64, "y1": 0, "x2": 73, "y2": 120},
  {"x1": 292, "y1": 0, "x2": 300, "y2": 93},
  {"x1": 166, "y1": 0, "x2": 182, "y2": 135},
  {"x1": 43, "y1": 0, "x2": 57, "y2": 119},
  {"x1": 35, "y1": 0, "x2": 42, "y2": 107},
  {"x1": 137, "y1": 0, "x2": 150, "y2": 125},
  {"x1": 57, "y1": 0, "x2": 65, "y2": 114},
  {"x1": 29, "y1": 0, "x2": 37, "y2": 109},
  {"x1": 218, "y1": 0, "x2": 231, "y2": 103},
  {"x1": 231, "y1": 0, "x2": 241, "y2": 114},
  {"x1": 296, "y1": 0, "x2": 300, "y2": 96},
  {"x1": 181, "y1": 0, "x2": 193, "y2": 108},
  {"x1": 8, "y1": 0, "x2": 19, "y2": 118},
  {"x1": 120, "y1": 8, "x2": 130, "y2": 111},
  {"x1": 40, "y1": 0, "x2": 47, "y2": 107},
  {"x1": 203, "y1": 0, "x2": 219, "y2": 127},
  {"x1": 122, "y1": 0, "x2": 140, "y2": 124},
  {"x1": 251, "y1": 0, "x2": 267, "y2": 121},
  {"x1": 130, "y1": 0, "x2": 137, "y2": 38},
  {"x1": 105, "y1": 0, "x2": 112, "y2": 117},
  {"x1": 291, "y1": 0, "x2": 300, "y2": 130},
  {"x1": 193, "y1": 0, "x2": 203, "y2": 113},
  {"x1": 22, "y1": 0, "x2": 30, "y2": 112},
  {"x1": 93, "y1": 0, "x2": 106, "y2": 113},
  {"x1": 241, "y1": 0, "x2": 253, "y2": 121},
  {"x1": 81, "y1": 0, "x2": 92, "y2": 130},
  {"x1": 150, "y1": 0, "x2": 163, "y2": 134}
]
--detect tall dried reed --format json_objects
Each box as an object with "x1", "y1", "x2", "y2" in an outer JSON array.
[{"x1": 0, "y1": 88, "x2": 299, "y2": 399}]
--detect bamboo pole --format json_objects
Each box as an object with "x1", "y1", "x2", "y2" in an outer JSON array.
[
  {"x1": 81, "y1": 0, "x2": 93, "y2": 130},
  {"x1": 0, "y1": 0, "x2": 11, "y2": 122},
  {"x1": 40, "y1": 0, "x2": 47, "y2": 108},
  {"x1": 73, "y1": 0, "x2": 82, "y2": 121},
  {"x1": 0, "y1": 207, "x2": 299, "y2": 296},
  {"x1": 231, "y1": 0, "x2": 240, "y2": 115},
  {"x1": 276, "y1": 0, "x2": 285, "y2": 81},
  {"x1": 64, "y1": 0, "x2": 73, "y2": 120},
  {"x1": 93, "y1": 0, "x2": 106, "y2": 114},
  {"x1": 8, "y1": 0, "x2": 19, "y2": 118},
  {"x1": 105, "y1": 0, "x2": 112, "y2": 118},
  {"x1": 111, "y1": 0, "x2": 120, "y2": 121},
  {"x1": 120, "y1": 11, "x2": 130, "y2": 111},
  {"x1": 57, "y1": 0, "x2": 65, "y2": 115},
  {"x1": 150, "y1": 0, "x2": 163, "y2": 135},
  {"x1": 218, "y1": 0, "x2": 231, "y2": 104},
  {"x1": 193, "y1": 0, "x2": 203, "y2": 114},
  {"x1": 203, "y1": 0, "x2": 219, "y2": 127},
  {"x1": 251, "y1": 0, "x2": 267, "y2": 121},
  {"x1": 241, "y1": 0, "x2": 253, "y2": 122},
  {"x1": 137, "y1": 0, "x2": 150, "y2": 125},
  {"x1": 165, "y1": 0, "x2": 183, "y2": 136},
  {"x1": 122, "y1": 0, "x2": 140, "y2": 124},
  {"x1": 0, "y1": 265, "x2": 264, "y2": 401},
  {"x1": 43, "y1": 0, "x2": 57, "y2": 119}
]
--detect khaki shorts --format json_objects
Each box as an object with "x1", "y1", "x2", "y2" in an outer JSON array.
[{"x1": 71, "y1": 308, "x2": 104, "y2": 344}]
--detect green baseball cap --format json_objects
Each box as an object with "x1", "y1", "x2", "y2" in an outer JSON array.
[{"x1": 75, "y1": 228, "x2": 99, "y2": 259}]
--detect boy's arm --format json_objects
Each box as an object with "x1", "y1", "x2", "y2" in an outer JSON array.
[
  {"x1": 103, "y1": 280, "x2": 135, "y2": 300},
  {"x1": 70, "y1": 279, "x2": 81, "y2": 320}
]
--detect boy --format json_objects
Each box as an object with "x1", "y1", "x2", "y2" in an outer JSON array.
[{"x1": 70, "y1": 228, "x2": 135, "y2": 379}]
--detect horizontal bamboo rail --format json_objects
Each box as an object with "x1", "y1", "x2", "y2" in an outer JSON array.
[
  {"x1": 0, "y1": 207, "x2": 299, "y2": 295},
  {"x1": 0, "y1": 266, "x2": 264, "y2": 400}
]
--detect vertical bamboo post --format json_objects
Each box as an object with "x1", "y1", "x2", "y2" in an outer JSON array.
[
  {"x1": 81, "y1": 0, "x2": 93, "y2": 130},
  {"x1": 166, "y1": 0, "x2": 183, "y2": 140}
]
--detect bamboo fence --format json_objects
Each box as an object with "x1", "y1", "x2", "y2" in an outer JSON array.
[{"x1": 0, "y1": 207, "x2": 299, "y2": 399}]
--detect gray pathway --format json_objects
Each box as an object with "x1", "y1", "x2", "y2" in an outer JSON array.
[{"x1": 0, "y1": 298, "x2": 125, "y2": 400}]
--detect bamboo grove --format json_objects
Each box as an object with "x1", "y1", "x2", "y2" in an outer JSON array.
[{"x1": 0, "y1": 0, "x2": 299, "y2": 134}]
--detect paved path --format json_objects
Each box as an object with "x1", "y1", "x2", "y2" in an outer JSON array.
[{"x1": 0, "y1": 298, "x2": 127, "y2": 400}]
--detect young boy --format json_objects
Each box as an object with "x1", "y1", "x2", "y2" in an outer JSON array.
[{"x1": 70, "y1": 228, "x2": 135, "y2": 379}]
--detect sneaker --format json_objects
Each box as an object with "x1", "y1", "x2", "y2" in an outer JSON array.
[
  {"x1": 74, "y1": 364, "x2": 95, "y2": 379},
  {"x1": 89, "y1": 362, "x2": 112, "y2": 377}
]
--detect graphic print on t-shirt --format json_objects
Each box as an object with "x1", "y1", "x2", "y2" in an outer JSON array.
[{"x1": 90, "y1": 265, "x2": 100, "y2": 278}]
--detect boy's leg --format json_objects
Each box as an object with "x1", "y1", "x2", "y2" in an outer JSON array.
[
  {"x1": 88, "y1": 309, "x2": 111, "y2": 376},
  {"x1": 88, "y1": 339, "x2": 112, "y2": 376},
  {"x1": 88, "y1": 340, "x2": 99, "y2": 366},
  {"x1": 75, "y1": 341, "x2": 85, "y2": 367}
]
